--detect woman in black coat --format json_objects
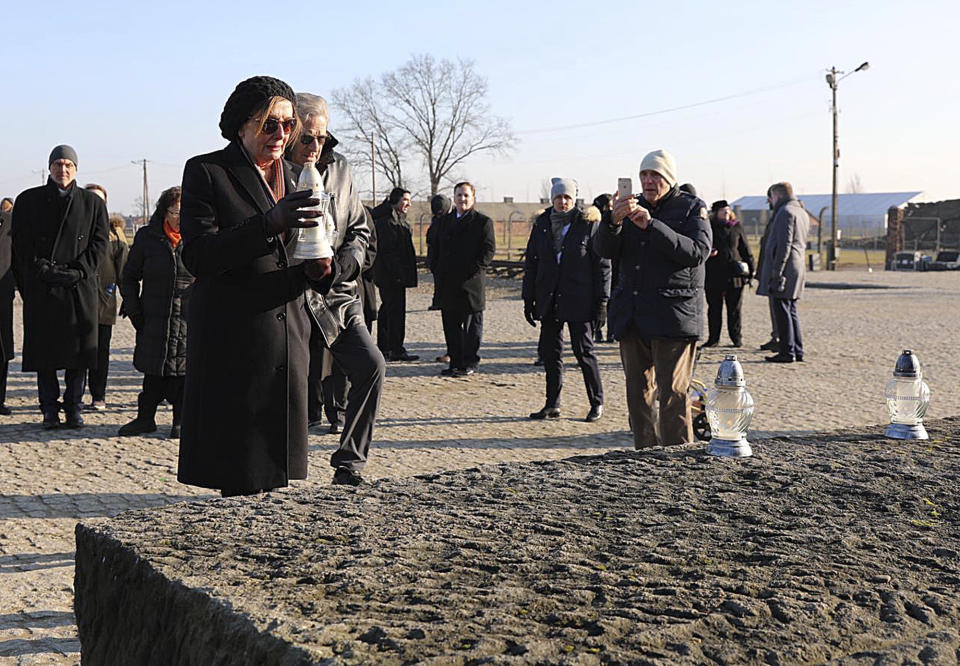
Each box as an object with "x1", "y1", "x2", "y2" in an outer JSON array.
[
  {"x1": 704, "y1": 200, "x2": 755, "y2": 347},
  {"x1": 118, "y1": 187, "x2": 193, "y2": 438},
  {"x1": 176, "y1": 76, "x2": 327, "y2": 496}
]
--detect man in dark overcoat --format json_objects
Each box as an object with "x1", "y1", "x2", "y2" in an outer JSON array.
[
  {"x1": 434, "y1": 181, "x2": 496, "y2": 376},
  {"x1": 11, "y1": 146, "x2": 108, "y2": 428},
  {"x1": 0, "y1": 197, "x2": 15, "y2": 415},
  {"x1": 373, "y1": 187, "x2": 418, "y2": 362},
  {"x1": 758, "y1": 181, "x2": 809, "y2": 363},
  {"x1": 523, "y1": 178, "x2": 610, "y2": 422}
]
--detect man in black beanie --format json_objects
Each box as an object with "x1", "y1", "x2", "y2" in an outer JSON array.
[{"x1": 11, "y1": 145, "x2": 108, "y2": 428}]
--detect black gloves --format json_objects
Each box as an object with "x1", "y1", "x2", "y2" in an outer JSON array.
[
  {"x1": 523, "y1": 300, "x2": 538, "y2": 327},
  {"x1": 594, "y1": 301, "x2": 607, "y2": 330},
  {"x1": 36, "y1": 258, "x2": 82, "y2": 287},
  {"x1": 264, "y1": 189, "x2": 321, "y2": 237}
]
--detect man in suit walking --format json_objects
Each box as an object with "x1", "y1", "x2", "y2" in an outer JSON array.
[{"x1": 758, "y1": 181, "x2": 809, "y2": 363}]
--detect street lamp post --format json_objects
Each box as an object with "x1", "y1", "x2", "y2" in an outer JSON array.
[{"x1": 826, "y1": 61, "x2": 870, "y2": 271}]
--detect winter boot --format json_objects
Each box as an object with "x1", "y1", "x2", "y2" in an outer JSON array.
[{"x1": 118, "y1": 393, "x2": 158, "y2": 436}]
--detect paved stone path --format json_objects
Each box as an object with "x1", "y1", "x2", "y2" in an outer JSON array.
[{"x1": 2, "y1": 269, "x2": 958, "y2": 664}]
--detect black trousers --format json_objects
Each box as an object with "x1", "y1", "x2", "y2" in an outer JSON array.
[
  {"x1": 87, "y1": 324, "x2": 113, "y2": 401},
  {"x1": 539, "y1": 317, "x2": 603, "y2": 409},
  {"x1": 771, "y1": 298, "x2": 803, "y2": 359},
  {"x1": 441, "y1": 309, "x2": 483, "y2": 371},
  {"x1": 141, "y1": 374, "x2": 185, "y2": 424},
  {"x1": 0, "y1": 359, "x2": 8, "y2": 406},
  {"x1": 328, "y1": 324, "x2": 386, "y2": 472},
  {"x1": 323, "y1": 362, "x2": 349, "y2": 427},
  {"x1": 376, "y1": 285, "x2": 407, "y2": 355},
  {"x1": 37, "y1": 369, "x2": 86, "y2": 414},
  {"x1": 706, "y1": 286, "x2": 744, "y2": 345}
]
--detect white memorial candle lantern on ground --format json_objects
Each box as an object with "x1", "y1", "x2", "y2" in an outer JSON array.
[
  {"x1": 705, "y1": 355, "x2": 755, "y2": 458},
  {"x1": 291, "y1": 161, "x2": 333, "y2": 260},
  {"x1": 884, "y1": 349, "x2": 930, "y2": 440}
]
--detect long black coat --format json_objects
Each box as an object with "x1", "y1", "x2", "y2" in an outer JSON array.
[
  {"x1": 434, "y1": 209, "x2": 496, "y2": 314},
  {"x1": 0, "y1": 210, "x2": 14, "y2": 361},
  {"x1": 177, "y1": 142, "x2": 311, "y2": 492},
  {"x1": 11, "y1": 181, "x2": 108, "y2": 371},
  {"x1": 120, "y1": 217, "x2": 194, "y2": 377},
  {"x1": 705, "y1": 220, "x2": 754, "y2": 291},
  {"x1": 359, "y1": 209, "x2": 378, "y2": 324},
  {"x1": 373, "y1": 208, "x2": 417, "y2": 288},
  {"x1": 596, "y1": 187, "x2": 712, "y2": 340},
  {"x1": 522, "y1": 208, "x2": 611, "y2": 322}
]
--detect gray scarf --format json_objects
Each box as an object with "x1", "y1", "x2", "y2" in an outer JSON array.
[{"x1": 550, "y1": 208, "x2": 575, "y2": 255}]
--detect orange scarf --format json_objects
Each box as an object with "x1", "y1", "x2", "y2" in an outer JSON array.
[{"x1": 164, "y1": 220, "x2": 181, "y2": 248}]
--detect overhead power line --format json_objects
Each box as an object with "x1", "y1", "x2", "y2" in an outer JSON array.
[{"x1": 517, "y1": 75, "x2": 816, "y2": 135}]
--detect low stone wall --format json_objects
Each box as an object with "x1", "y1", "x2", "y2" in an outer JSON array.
[{"x1": 75, "y1": 419, "x2": 960, "y2": 664}]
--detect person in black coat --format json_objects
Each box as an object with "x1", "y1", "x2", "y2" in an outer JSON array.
[
  {"x1": 83, "y1": 185, "x2": 129, "y2": 411},
  {"x1": 427, "y1": 194, "x2": 452, "y2": 362},
  {"x1": 11, "y1": 145, "x2": 109, "y2": 429},
  {"x1": 118, "y1": 187, "x2": 193, "y2": 438},
  {"x1": 177, "y1": 76, "x2": 331, "y2": 496},
  {"x1": 0, "y1": 198, "x2": 14, "y2": 415},
  {"x1": 373, "y1": 187, "x2": 419, "y2": 362},
  {"x1": 703, "y1": 200, "x2": 754, "y2": 348},
  {"x1": 592, "y1": 193, "x2": 615, "y2": 343},
  {"x1": 434, "y1": 181, "x2": 496, "y2": 376},
  {"x1": 523, "y1": 178, "x2": 610, "y2": 421}
]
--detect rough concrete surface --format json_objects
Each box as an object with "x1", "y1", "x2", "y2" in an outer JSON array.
[
  {"x1": 75, "y1": 418, "x2": 960, "y2": 665},
  {"x1": 1, "y1": 268, "x2": 959, "y2": 664}
]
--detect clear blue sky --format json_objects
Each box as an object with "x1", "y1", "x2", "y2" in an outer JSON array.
[{"x1": 2, "y1": 0, "x2": 957, "y2": 214}]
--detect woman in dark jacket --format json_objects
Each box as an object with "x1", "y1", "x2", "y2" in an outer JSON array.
[
  {"x1": 0, "y1": 198, "x2": 14, "y2": 415},
  {"x1": 118, "y1": 187, "x2": 193, "y2": 438},
  {"x1": 176, "y1": 76, "x2": 329, "y2": 496},
  {"x1": 83, "y1": 185, "x2": 129, "y2": 411},
  {"x1": 704, "y1": 200, "x2": 754, "y2": 347}
]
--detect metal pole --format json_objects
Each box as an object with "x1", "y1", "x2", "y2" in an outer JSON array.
[{"x1": 830, "y1": 67, "x2": 839, "y2": 271}]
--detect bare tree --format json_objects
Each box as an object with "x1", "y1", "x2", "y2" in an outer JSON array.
[
  {"x1": 331, "y1": 78, "x2": 409, "y2": 198},
  {"x1": 333, "y1": 54, "x2": 515, "y2": 197},
  {"x1": 846, "y1": 173, "x2": 864, "y2": 194}
]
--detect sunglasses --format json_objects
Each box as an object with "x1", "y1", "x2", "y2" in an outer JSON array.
[
  {"x1": 260, "y1": 117, "x2": 297, "y2": 135},
  {"x1": 299, "y1": 132, "x2": 327, "y2": 146}
]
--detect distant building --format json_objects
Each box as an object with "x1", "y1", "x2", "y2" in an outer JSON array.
[{"x1": 731, "y1": 192, "x2": 922, "y2": 239}]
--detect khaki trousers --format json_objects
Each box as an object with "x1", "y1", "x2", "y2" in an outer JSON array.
[{"x1": 619, "y1": 333, "x2": 697, "y2": 448}]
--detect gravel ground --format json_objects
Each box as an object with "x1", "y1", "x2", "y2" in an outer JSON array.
[{"x1": 2, "y1": 268, "x2": 959, "y2": 664}]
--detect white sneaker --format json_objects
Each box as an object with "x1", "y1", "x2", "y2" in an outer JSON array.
[{"x1": 92, "y1": 401, "x2": 107, "y2": 412}]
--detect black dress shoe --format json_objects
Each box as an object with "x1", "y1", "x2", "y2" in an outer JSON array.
[
  {"x1": 440, "y1": 367, "x2": 457, "y2": 377},
  {"x1": 585, "y1": 404, "x2": 603, "y2": 422},
  {"x1": 42, "y1": 412, "x2": 60, "y2": 429},
  {"x1": 0, "y1": 404, "x2": 11, "y2": 416},
  {"x1": 764, "y1": 354, "x2": 795, "y2": 363},
  {"x1": 332, "y1": 467, "x2": 364, "y2": 486},
  {"x1": 169, "y1": 424, "x2": 181, "y2": 439},
  {"x1": 328, "y1": 423, "x2": 341, "y2": 435},
  {"x1": 529, "y1": 406, "x2": 561, "y2": 420},
  {"x1": 759, "y1": 339, "x2": 780, "y2": 352},
  {"x1": 389, "y1": 351, "x2": 420, "y2": 362},
  {"x1": 64, "y1": 411, "x2": 84, "y2": 429},
  {"x1": 701, "y1": 339, "x2": 719, "y2": 348},
  {"x1": 795, "y1": 355, "x2": 804, "y2": 362},
  {"x1": 118, "y1": 417, "x2": 157, "y2": 436},
  {"x1": 461, "y1": 366, "x2": 477, "y2": 376}
]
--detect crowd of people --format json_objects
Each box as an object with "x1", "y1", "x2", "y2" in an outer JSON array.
[{"x1": 1, "y1": 75, "x2": 810, "y2": 496}]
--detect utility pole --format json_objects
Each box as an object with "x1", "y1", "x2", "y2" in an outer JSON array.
[
  {"x1": 829, "y1": 67, "x2": 838, "y2": 270},
  {"x1": 370, "y1": 136, "x2": 377, "y2": 203},
  {"x1": 132, "y1": 159, "x2": 149, "y2": 228},
  {"x1": 825, "y1": 61, "x2": 870, "y2": 271}
]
